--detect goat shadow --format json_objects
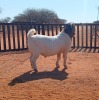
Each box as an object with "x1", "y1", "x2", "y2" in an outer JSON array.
[{"x1": 8, "y1": 67, "x2": 68, "y2": 86}]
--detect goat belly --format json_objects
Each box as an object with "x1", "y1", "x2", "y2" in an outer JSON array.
[{"x1": 40, "y1": 41, "x2": 66, "y2": 57}]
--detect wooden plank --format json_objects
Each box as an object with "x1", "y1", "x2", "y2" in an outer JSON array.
[
  {"x1": 77, "y1": 25, "x2": 79, "y2": 48},
  {"x1": 21, "y1": 24, "x2": 24, "y2": 49},
  {"x1": 12, "y1": 24, "x2": 16, "y2": 49},
  {"x1": 81, "y1": 25, "x2": 84, "y2": 47},
  {"x1": 16, "y1": 24, "x2": 20, "y2": 49},
  {"x1": 94, "y1": 25, "x2": 97, "y2": 48},
  {"x1": 25, "y1": 23, "x2": 28, "y2": 48},
  {"x1": 0, "y1": 25, "x2": 2, "y2": 51},
  {"x1": 55, "y1": 24, "x2": 58, "y2": 35},
  {"x1": 90, "y1": 25, "x2": 92, "y2": 48},
  {"x1": 73, "y1": 37, "x2": 75, "y2": 48},
  {"x1": 42, "y1": 24, "x2": 45, "y2": 35},
  {"x1": 47, "y1": 24, "x2": 50, "y2": 36},
  {"x1": 86, "y1": 25, "x2": 88, "y2": 48},
  {"x1": 7, "y1": 24, "x2": 11, "y2": 50},
  {"x1": 2, "y1": 24, "x2": 6, "y2": 51},
  {"x1": 51, "y1": 24, "x2": 54, "y2": 36},
  {"x1": 38, "y1": 24, "x2": 40, "y2": 35}
]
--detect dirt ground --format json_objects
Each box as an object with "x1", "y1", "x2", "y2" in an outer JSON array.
[{"x1": 0, "y1": 49, "x2": 99, "y2": 100}]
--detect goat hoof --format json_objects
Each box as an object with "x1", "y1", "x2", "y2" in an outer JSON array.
[{"x1": 34, "y1": 69, "x2": 38, "y2": 73}]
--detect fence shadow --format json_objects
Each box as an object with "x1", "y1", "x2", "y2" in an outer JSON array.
[
  {"x1": 8, "y1": 67, "x2": 68, "y2": 86},
  {"x1": 70, "y1": 48, "x2": 99, "y2": 53}
]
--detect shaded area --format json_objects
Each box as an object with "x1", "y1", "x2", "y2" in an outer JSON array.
[
  {"x1": 8, "y1": 67, "x2": 68, "y2": 86},
  {"x1": 70, "y1": 47, "x2": 99, "y2": 53}
]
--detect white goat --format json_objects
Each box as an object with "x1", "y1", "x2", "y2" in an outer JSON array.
[{"x1": 27, "y1": 23, "x2": 75, "y2": 72}]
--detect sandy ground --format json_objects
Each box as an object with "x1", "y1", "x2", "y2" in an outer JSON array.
[{"x1": 0, "y1": 49, "x2": 99, "y2": 100}]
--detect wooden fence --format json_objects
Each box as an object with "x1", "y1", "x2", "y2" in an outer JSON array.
[{"x1": 0, "y1": 22, "x2": 99, "y2": 52}]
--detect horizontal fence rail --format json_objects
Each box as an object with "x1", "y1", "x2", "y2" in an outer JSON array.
[{"x1": 0, "y1": 22, "x2": 99, "y2": 52}]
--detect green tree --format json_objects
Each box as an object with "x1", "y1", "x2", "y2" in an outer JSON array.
[{"x1": 12, "y1": 8, "x2": 66, "y2": 24}]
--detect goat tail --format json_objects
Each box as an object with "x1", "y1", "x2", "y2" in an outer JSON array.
[{"x1": 27, "y1": 28, "x2": 36, "y2": 37}]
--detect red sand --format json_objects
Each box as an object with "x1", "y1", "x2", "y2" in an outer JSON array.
[{"x1": 0, "y1": 50, "x2": 99, "y2": 100}]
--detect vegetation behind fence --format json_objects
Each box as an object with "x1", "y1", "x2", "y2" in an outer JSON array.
[{"x1": 0, "y1": 22, "x2": 99, "y2": 52}]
